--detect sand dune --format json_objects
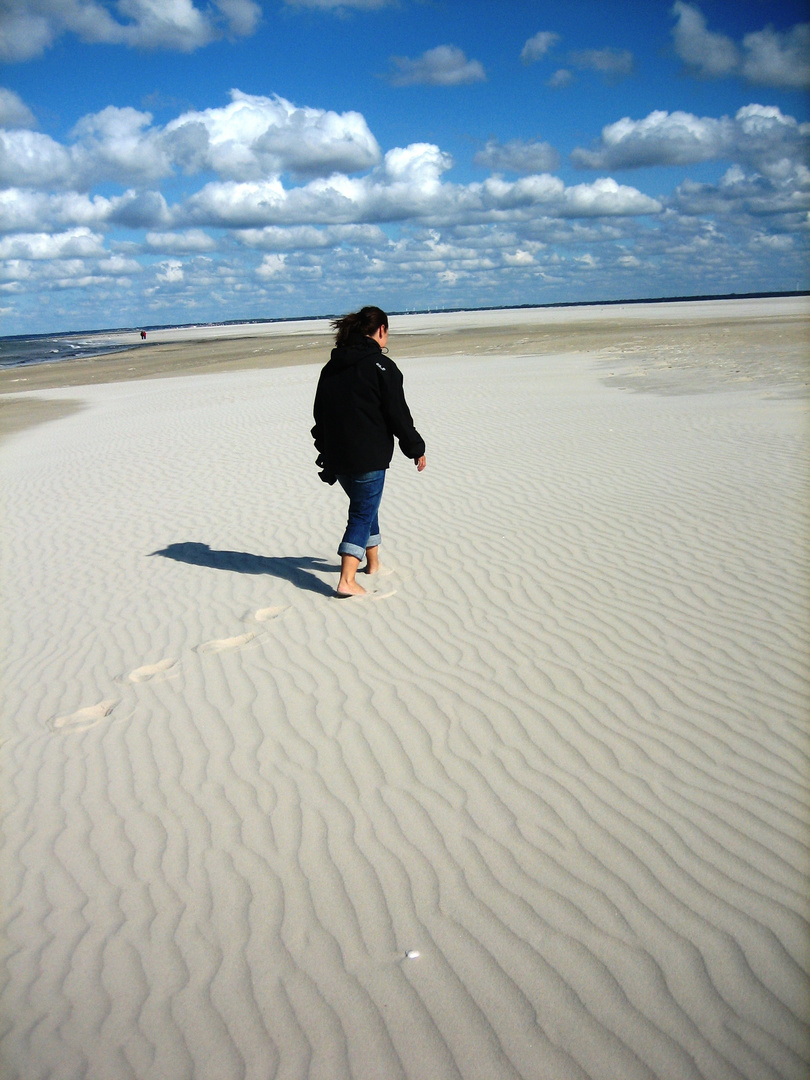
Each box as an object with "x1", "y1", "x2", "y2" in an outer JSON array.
[{"x1": 1, "y1": 303, "x2": 808, "y2": 1079}]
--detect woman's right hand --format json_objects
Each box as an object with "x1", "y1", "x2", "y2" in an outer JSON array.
[{"x1": 415, "y1": 455, "x2": 426, "y2": 472}]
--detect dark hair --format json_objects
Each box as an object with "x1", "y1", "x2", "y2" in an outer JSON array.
[{"x1": 332, "y1": 306, "x2": 388, "y2": 347}]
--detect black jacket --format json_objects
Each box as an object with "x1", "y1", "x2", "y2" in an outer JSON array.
[{"x1": 312, "y1": 333, "x2": 425, "y2": 481}]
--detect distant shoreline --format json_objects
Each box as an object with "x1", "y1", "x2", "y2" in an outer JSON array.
[
  {"x1": 0, "y1": 295, "x2": 806, "y2": 409},
  {"x1": 3, "y1": 289, "x2": 808, "y2": 355}
]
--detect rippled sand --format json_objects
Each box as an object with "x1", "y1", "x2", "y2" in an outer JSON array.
[{"x1": 1, "y1": 299, "x2": 808, "y2": 1079}]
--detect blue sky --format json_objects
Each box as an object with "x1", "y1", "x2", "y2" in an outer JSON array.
[{"x1": 1, "y1": 0, "x2": 808, "y2": 334}]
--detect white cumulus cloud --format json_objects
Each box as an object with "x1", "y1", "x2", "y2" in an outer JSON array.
[
  {"x1": 157, "y1": 259, "x2": 184, "y2": 282},
  {"x1": 561, "y1": 178, "x2": 659, "y2": 216},
  {"x1": 0, "y1": 227, "x2": 105, "y2": 260},
  {"x1": 503, "y1": 249, "x2": 535, "y2": 266},
  {"x1": 179, "y1": 142, "x2": 660, "y2": 230},
  {"x1": 0, "y1": 187, "x2": 172, "y2": 232},
  {"x1": 672, "y1": 165, "x2": 810, "y2": 221},
  {"x1": 165, "y1": 91, "x2": 381, "y2": 179},
  {"x1": 572, "y1": 110, "x2": 732, "y2": 169},
  {"x1": 387, "y1": 46, "x2": 486, "y2": 87},
  {"x1": 256, "y1": 253, "x2": 287, "y2": 279},
  {"x1": 572, "y1": 104, "x2": 809, "y2": 175},
  {"x1": 0, "y1": 0, "x2": 261, "y2": 61},
  {"x1": 0, "y1": 92, "x2": 381, "y2": 192},
  {"x1": 0, "y1": 189, "x2": 106, "y2": 232},
  {"x1": 181, "y1": 143, "x2": 452, "y2": 227},
  {"x1": 0, "y1": 130, "x2": 74, "y2": 189},
  {"x1": 70, "y1": 106, "x2": 174, "y2": 185}
]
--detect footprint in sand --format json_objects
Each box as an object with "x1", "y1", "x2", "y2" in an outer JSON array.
[
  {"x1": 196, "y1": 631, "x2": 260, "y2": 655},
  {"x1": 368, "y1": 586, "x2": 397, "y2": 601},
  {"x1": 253, "y1": 604, "x2": 289, "y2": 623},
  {"x1": 127, "y1": 658, "x2": 178, "y2": 683},
  {"x1": 51, "y1": 699, "x2": 118, "y2": 732}
]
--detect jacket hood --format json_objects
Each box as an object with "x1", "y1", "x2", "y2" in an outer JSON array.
[{"x1": 328, "y1": 332, "x2": 381, "y2": 372}]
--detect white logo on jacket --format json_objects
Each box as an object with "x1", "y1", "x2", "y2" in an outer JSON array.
[{"x1": 376, "y1": 361, "x2": 386, "y2": 371}]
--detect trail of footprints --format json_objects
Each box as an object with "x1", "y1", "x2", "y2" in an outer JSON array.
[
  {"x1": 49, "y1": 603, "x2": 290, "y2": 732},
  {"x1": 48, "y1": 569, "x2": 399, "y2": 732}
]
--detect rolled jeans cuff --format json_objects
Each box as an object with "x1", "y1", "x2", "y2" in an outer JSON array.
[{"x1": 338, "y1": 533, "x2": 380, "y2": 560}]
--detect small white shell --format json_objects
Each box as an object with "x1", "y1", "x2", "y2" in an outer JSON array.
[{"x1": 405, "y1": 950, "x2": 420, "y2": 959}]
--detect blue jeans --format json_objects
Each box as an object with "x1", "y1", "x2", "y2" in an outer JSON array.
[{"x1": 336, "y1": 470, "x2": 385, "y2": 560}]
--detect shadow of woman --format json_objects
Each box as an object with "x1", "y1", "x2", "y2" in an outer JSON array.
[{"x1": 150, "y1": 542, "x2": 338, "y2": 596}]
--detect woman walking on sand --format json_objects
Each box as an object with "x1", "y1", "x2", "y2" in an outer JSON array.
[{"x1": 312, "y1": 306, "x2": 426, "y2": 597}]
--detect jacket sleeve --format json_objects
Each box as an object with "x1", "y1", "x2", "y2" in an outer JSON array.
[
  {"x1": 311, "y1": 381, "x2": 337, "y2": 484},
  {"x1": 378, "y1": 361, "x2": 426, "y2": 460}
]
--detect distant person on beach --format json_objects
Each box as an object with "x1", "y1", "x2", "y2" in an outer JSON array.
[
  {"x1": 312, "y1": 306, "x2": 426, "y2": 597},
  {"x1": 140, "y1": 330, "x2": 147, "y2": 340}
]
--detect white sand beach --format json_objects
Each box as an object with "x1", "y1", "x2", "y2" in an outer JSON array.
[{"x1": 1, "y1": 299, "x2": 808, "y2": 1079}]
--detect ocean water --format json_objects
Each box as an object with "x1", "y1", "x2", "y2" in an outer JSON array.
[
  {"x1": 0, "y1": 317, "x2": 307, "y2": 370},
  {"x1": 0, "y1": 331, "x2": 137, "y2": 369}
]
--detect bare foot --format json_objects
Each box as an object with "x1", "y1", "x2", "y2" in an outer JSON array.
[{"x1": 336, "y1": 579, "x2": 367, "y2": 598}]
